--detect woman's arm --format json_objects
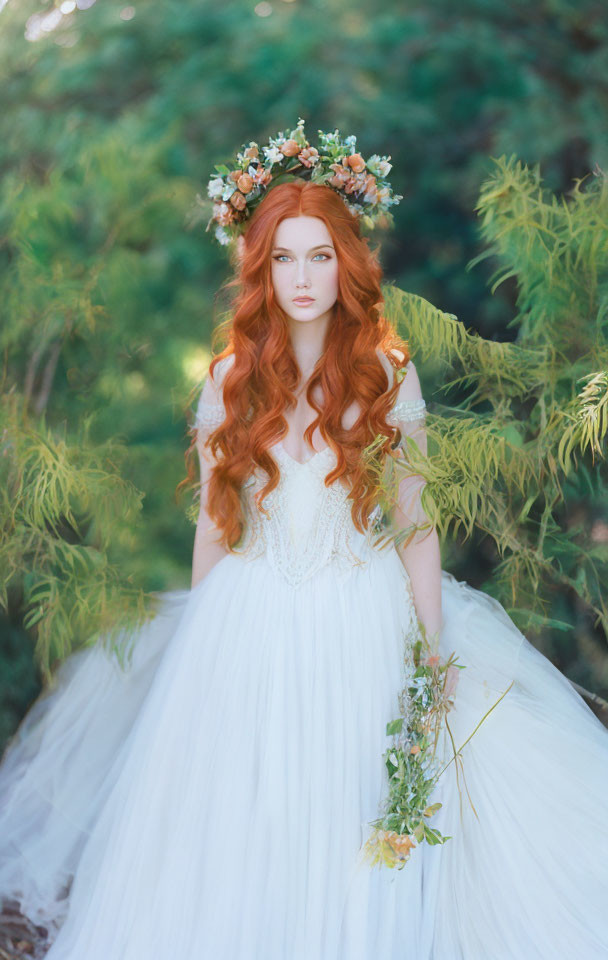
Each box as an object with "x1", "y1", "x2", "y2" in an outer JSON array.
[
  {"x1": 397, "y1": 525, "x2": 443, "y2": 651},
  {"x1": 190, "y1": 369, "x2": 230, "y2": 590},
  {"x1": 387, "y1": 359, "x2": 443, "y2": 652}
]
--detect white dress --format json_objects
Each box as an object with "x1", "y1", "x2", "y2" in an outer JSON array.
[{"x1": 1, "y1": 364, "x2": 608, "y2": 959}]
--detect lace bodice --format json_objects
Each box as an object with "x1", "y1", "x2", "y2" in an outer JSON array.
[{"x1": 192, "y1": 367, "x2": 427, "y2": 589}]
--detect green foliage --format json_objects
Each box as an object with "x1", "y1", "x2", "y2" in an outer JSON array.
[
  {"x1": 378, "y1": 157, "x2": 608, "y2": 640},
  {"x1": 0, "y1": 394, "x2": 154, "y2": 682},
  {"x1": 1, "y1": 0, "x2": 607, "y2": 748}
]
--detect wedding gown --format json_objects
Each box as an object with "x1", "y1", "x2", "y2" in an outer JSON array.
[{"x1": 1, "y1": 359, "x2": 608, "y2": 960}]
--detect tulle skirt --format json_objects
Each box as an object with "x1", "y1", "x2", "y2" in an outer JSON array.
[{"x1": 1, "y1": 546, "x2": 607, "y2": 959}]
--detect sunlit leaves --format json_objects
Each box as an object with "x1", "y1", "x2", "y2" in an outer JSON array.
[
  {"x1": 376, "y1": 159, "x2": 608, "y2": 643},
  {"x1": 1, "y1": 396, "x2": 152, "y2": 681}
]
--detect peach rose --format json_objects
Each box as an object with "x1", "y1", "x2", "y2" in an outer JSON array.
[
  {"x1": 237, "y1": 173, "x2": 254, "y2": 194},
  {"x1": 299, "y1": 146, "x2": 319, "y2": 168},
  {"x1": 344, "y1": 174, "x2": 367, "y2": 195},
  {"x1": 229, "y1": 190, "x2": 247, "y2": 211},
  {"x1": 229, "y1": 170, "x2": 241, "y2": 183},
  {"x1": 328, "y1": 163, "x2": 350, "y2": 187},
  {"x1": 281, "y1": 139, "x2": 301, "y2": 157},
  {"x1": 244, "y1": 146, "x2": 259, "y2": 159},
  {"x1": 345, "y1": 153, "x2": 366, "y2": 174},
  {"x1": 214, "y1": 202, "x2": 234, "y2": 226},
  {"x1": 362, "y1": 174, "x2": 378, "y2": 199},
  {"x1": 253, "y1": 167, "x2": 273, "y2": 187}
]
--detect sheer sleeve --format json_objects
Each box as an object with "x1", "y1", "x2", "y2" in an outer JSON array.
[
  {"x1": 386, "y1": 366, "x2": 430, "y2": 546},
  {"x1": 190, "y1": 359, "x2": 231, "y2": 587},
  {"x1": 386, "y1": 360, "x2": 443, "y2": 648},
  {"x1": 192, "y1": 369, "x2": 226, "y2": 523},
  {"x1": 194, "y1": 373, "x2": 226, "y2": 447},
  {"x1": 192, "y1": 355, "x2": 234, "y2": 478}
]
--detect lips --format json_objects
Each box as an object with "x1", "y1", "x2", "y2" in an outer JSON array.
[{"x1": 293, "y1": 297, "x2": 315, "y2": 304}]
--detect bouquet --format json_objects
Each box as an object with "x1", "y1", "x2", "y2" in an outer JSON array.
[{"x1": 363, "y1": 620, "x2": 513, "y2": 869}]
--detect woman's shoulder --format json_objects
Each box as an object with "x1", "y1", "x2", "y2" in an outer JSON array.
[
  {"x1": 194, "y1": 354, "x2": 235, "y2": 433},
  {"x1": 374, "y1": 347, "x2": 425, "y2": 426},
  {"x1": 197, "y1": 354, "x2": 235, "y2": 407},
  {"x1": 208, "y1": 353, "x2": 236, "y2": 390},
  {"x1": 375, "y1": 346, "x2": 416, "y2": 386},
  {"x1": 211, "y1": 352, "x2": 236, "y2": 380}
]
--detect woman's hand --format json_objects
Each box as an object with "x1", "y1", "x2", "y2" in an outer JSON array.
[{"x1": 444, "y1": 663, "x2": 460, "y2": 700}]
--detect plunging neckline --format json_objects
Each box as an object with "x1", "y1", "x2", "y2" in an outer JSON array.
[{"x1": 275, "y1": 440, "x2": 332, "y2": 467}]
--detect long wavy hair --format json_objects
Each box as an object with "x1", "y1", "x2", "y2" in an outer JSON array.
[{"x1": 179, "y1": 179, "x2": 410, "y2": 552}]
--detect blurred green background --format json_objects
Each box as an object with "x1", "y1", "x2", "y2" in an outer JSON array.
[{"x1": 1, "y1": 0, "x2": 607, "y2": 748}]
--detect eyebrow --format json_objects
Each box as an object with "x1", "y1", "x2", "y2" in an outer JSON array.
[{"x1": 272, "y1": 244, "x2": 335, "y2": 253}]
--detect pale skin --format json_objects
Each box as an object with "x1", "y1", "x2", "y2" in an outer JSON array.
[{"x1": 192, "y1": 215, "x2": 454, "y2": 689}]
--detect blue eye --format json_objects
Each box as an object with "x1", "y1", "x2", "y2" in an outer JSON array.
[{"x1": 273, "y1": 253, "x2": 331, "y2": 262}]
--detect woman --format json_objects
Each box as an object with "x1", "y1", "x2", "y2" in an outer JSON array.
[{"x1": 1, "y1": 148, "x2": 608, "y2": 959}]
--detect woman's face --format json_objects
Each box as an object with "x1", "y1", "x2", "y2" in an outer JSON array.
[{"x1": 270, "y1": 215, "x2": 339, "y2": 326}]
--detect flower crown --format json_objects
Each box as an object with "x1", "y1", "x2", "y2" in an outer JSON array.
[{"x1": 198, "y1": 118, "x2": 403, "y2": 247}]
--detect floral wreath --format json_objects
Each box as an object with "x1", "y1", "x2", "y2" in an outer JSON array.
[{"x1": 197, "y1": 117, "x2": 403, "y2": 246}]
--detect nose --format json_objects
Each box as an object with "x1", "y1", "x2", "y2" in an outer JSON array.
[{"x1": 295, "y1": 260, "x2": 311, "y2": 288}]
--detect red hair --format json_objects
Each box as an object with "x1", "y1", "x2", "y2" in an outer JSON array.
[{"x1": 179, "y1": 179, "x2": 410, "y2": 551}]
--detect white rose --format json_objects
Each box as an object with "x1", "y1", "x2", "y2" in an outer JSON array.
[
  {"x1": 215, "y1": 225, "x2": 232, "y2": 245},
  {"x1": 367, "y1": 155, "x2": 392, "y2": 178},
  {"x1": 207, "y1": 177, "x2": 225, "y2": 199},
  {"x1": 263, "y1": 145, "x2": 284, "y2": 164}
]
